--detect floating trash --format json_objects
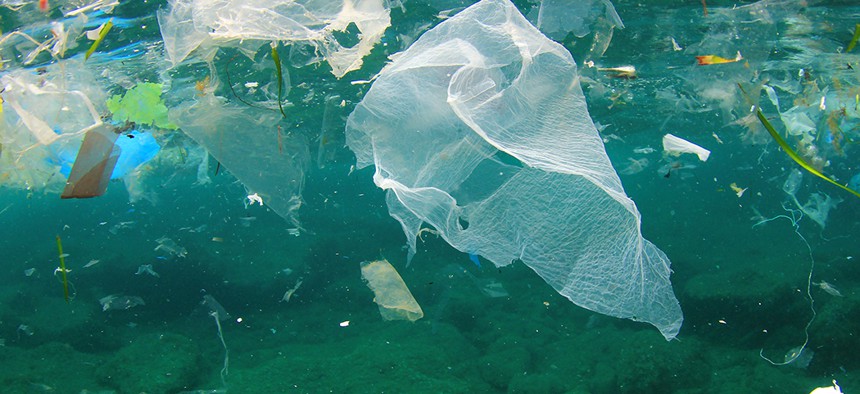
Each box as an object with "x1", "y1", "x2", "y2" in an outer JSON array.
[
  {"x1": 154, "y1": 236, "x2": 187, "y2": 258},
  {"x1": 135, "y1": 264, "x2": 160, "y2": 278},
  {"x1": 100, "y1": 295, "x2": 145, "y2": 311}
]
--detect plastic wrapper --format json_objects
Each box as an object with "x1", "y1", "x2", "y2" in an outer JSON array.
[
  {"x1": 360, "y1": 259, "x2": 423, "y2": 322},
  {"x1": 662, "y1": 133, "x2": 711, "y2": 162}
]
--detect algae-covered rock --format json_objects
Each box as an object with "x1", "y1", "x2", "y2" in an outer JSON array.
[
  {"x1": 98, "y1": 332, "x2": 202, "y2": 393},
  {"x1": 0, "y1": 342, "x2": 107, "y2": 392},
  {"x1": 508, "y1": 373, "x2": 566, "y2": 394},
  {"x1": 478, "y1": 346, "x2": 530, "y2": 390}
]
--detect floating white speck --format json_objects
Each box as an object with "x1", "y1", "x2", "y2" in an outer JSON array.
[{"x1": 339, "y1": 320, "x2": 350, "y2": 327}]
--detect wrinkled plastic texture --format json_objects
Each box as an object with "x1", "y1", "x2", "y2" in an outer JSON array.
[
  {"x1": 0, "y1": 62, "x2": 107, "y2": 191},
  {"x1": 170, "y1": 95, "x2": 309, "y2": 226},
  {"x1": 360, "y1": 259, "x2": 424, "y2": 322},
  {"x1": 346, "y1": 0, "x2": 682, "y2": 339},
  {"x1": 157, "y1": 0, "x2": 391, "y2": 77},
  {"x1": 532, "y1": 0, "x2": 623, "y2": 40}
]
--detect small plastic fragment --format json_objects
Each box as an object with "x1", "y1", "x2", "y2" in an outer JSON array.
[
  {"x1": 135, "y1": 264, "x2": 160, "y2": 278},
  {"x1": 360, "y1": 259, "x2": 423, "y2": 322},
  {"x1": 662, "y1": 134, "x2": 711, "y2": 161},
  {"x1": 61, "y1": 124, "x2": 121, "y2": 199},
  {"x1": 154, "y1": 236, "x2": 188, "y2": 258},
  {"x1": 100, "y1": 294, "x2": 145, "y2": 311}
]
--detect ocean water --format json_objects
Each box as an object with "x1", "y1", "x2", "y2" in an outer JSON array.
[{"x1": 1, "y1": 0, "x2": 859, "y2": 393}]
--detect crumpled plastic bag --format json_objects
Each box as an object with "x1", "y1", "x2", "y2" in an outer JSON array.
[{"x1": 346, "y1": 0, "x2": 682, "y2": 339}]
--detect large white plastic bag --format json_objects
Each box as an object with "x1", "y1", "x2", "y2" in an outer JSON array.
[{"x1": 346, "y1": 0, "x2": 682, "y2": 339}]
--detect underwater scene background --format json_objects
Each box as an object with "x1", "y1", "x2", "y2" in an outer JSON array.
[{"x1": 1, "y1": 0, "x2": 859, "y2": 392}]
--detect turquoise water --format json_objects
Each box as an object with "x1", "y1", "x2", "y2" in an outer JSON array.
[{"x1": 1, "y1": 0, "x2": 859, "y2": 392}]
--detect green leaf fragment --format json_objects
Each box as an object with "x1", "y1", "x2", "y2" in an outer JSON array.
[
  {"x1": 755, "y1": 109, "x2": 860, "y2": 200},
  {"x1": 107, "y1": 82, "x2": 178, "y2": 130},
  {"x1": 271, "y1": 44, "x2": 287, "y2": 118},
  {"x1": 848, "y1": 23, "x2": 860, "y2": 52},
  {"x1": 85, "y1": 19, "x2": 113, "y2": 61}
]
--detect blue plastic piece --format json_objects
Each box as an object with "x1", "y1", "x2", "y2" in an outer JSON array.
[
  {"x1": 111, "y1": 131, "x2": 160, "y2": 178},
  {"x1": 849, "y1": 172, "x2": 860, "y2": 191},
  {"x1": 468, "y1": 253, "x2": 482, "y2": 268},
  {"x1": 51, "y1": 129, "x2": 160, "y2": 179}
]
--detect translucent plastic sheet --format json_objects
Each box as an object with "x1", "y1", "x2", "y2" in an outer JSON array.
[
  {"x1": 0, "y1": 61, "x2": 107, "y2": 191},
  {"x1": 157, "y1": 0, "x2": 391, "y2": 77},
  {"x1": 360, "y1": 259, "x2": 424, "y2": 322},
  {"x1": 170, "y1": 94, "x2": 309, "y2": 226},
  {"x1": 346, "y1": 0, "x2": 682, "y2": 339},
  {"x1": 531, "y1": 0, "x2": 623, "y2": 40}
]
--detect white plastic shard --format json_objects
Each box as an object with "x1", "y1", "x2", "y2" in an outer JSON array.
[
  {"x1": 662, "y1": 133, "x2": 711, "y2": 162},
  {"x1": 346, "y1": 0, "x2": 682, "y2": 339}
]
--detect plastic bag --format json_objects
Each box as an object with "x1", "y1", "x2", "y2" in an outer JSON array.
[{"x1": 346, "y1": 0, "x2": 681, "y2": 339}]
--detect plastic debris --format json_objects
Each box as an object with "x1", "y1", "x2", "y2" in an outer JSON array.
[
  {"x1": 784, "y1": 345, "x2": 814, "y2": 368},
  {"x1": 662, "y1": 134, "x2": 711, "y2": 162},
  {"x1": 814, "y1": 281, "x2": 843, "y2": 297},
  {"x1": 360, "y1": 259, "x2": 423, "y2": 322},
  {"x1": 246, "y1": 193, "x2": 263, "y2": 206},
  {"x1": 60, "y1": 124, "x2": 120, "y2": 199},
  {"x1": 135, "y1": 264, "x2": 160, "y2": 278},
  {"x1": 729, "y1": 183, "x2": 747, "y2": 198},
  {"x1": 17, "y1": 324, "x2": 35, "y2": 337},
  {"x1": 83, "y1": 259, "x2": 101, "y2": 268},
  {"x1": 154, "y1": 236, "x2": 188, "y2": 258},
  {"x1": 202, "y1": 294, "x2": 231, "y2": 322},
  {"x1": 810, "y1": 380, "x2": 842, "y2": 394},
  {"x1": 280, "y1": 279, "x2": 303, "y2": 303},
  {"x1": 156, "y1": 0, "x2": 392, "y2": 78},
  {"x1": 597, "y1": 65, "x2": 637, "y2": 79},
  {"x1": 100, "y1": 295, "x2": 145, "y2": 311},
  {"x1": 346, "y1": 0, "x2": 681, "y2": 339}
]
